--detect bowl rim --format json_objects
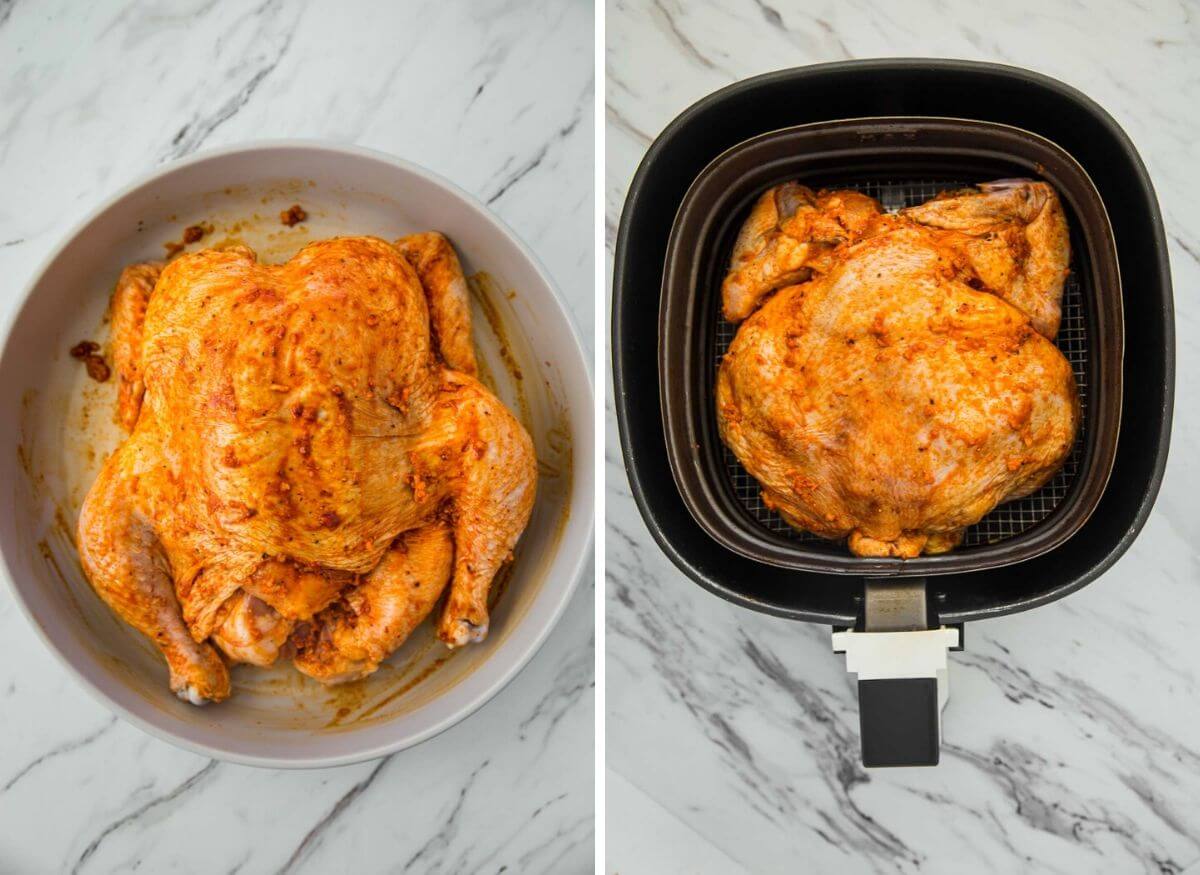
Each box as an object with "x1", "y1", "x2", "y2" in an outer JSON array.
[{"x1": 0, "y1": 139, "x2": 594, "y2": 768}]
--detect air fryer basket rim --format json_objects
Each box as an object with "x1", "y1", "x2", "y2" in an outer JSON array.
[
  {"x1": 612, "y1": 59, "x2": 1174, "y2": 626},
  {"x1": 658, "y1": 116, "x2": 1123, "y2": 576}
]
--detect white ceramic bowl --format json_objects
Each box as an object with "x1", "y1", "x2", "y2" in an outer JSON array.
[{"x1": 0, "y1": 142, "x2": 593, "y2": 767}]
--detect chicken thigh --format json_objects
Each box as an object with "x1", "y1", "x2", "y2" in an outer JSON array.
[
  {"x1": 78, "y1": 235, "x2": 536, "y2": 703},
  {"x1": 717, "y1": 181, "x2": 1078, "y2": 558}
]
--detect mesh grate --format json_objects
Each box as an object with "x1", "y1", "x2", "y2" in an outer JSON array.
[{"x1": 713, "y1": 179, "x2": 1088, "y2": 550}]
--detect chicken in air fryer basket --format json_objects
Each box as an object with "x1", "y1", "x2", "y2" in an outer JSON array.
[{"x1": 716, "y1": 180, "x2": 1078, "y2": 558}]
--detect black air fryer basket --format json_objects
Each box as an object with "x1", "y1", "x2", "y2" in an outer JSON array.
[
  {"x1": 612, "y1": 61, "x2": 1175, "y2": 767},
  {"x1": 661, "y1": 117, "x2": 1123, "y2": 576}
]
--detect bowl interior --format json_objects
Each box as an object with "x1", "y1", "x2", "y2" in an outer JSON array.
[{"x1": 0, "y1": 144, "x2": 591, "y2": 765}]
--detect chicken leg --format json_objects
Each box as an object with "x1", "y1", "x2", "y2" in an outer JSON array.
[
  {"x1": 290, "y1": 521, "x2": 453, "y2": 683},
  {"x1": 431, "y1": 371, "x2": 537, "y2": 646},
  {"x1": 77, "y1": 434, "x2": 230, "y2": 703},
  {"x1": 211, "y1": 591, "x2": 293, "y2": 666}
]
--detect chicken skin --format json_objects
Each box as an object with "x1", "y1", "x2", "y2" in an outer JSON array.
[
  {"x1": 717, "y1": 181, "x2": 1078, "y2": 558},
  {"x1": 78, "y1": 235, "x2": 536, "y2": 703}
]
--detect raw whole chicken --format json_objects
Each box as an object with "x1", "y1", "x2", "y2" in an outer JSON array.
[
  {"x1": 78, "y1": 234, "x2": 536, "y2": 703},
  {"x1": 717, "y1": 180, "x2": 1078, "y2": 558}
]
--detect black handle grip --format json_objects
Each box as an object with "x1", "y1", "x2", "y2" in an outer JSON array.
[{"x1": 858, "y1": 677, "x2": 940, "y2": 767}]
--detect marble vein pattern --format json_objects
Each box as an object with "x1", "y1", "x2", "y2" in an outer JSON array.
[
  {"x1": 606, "y1": 0, "x2": 1200, "y2": 872},
  {"x1": 0, "y1": 1, "x2": 594, "y2": 872}
]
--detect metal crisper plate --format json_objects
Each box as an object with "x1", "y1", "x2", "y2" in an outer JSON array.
[{"x1": 712, "y1": 178, "x2": 1088, "y2": 549}]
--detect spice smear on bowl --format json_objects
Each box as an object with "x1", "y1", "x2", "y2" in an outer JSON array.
[
  {"x1": 280, "y1": 204, "x2": 308, "y2": 227},
  {"x1": 70, "y1": 341, "x2": 110, "y2": 382},
  {"x1": 163, "y1": 222, "x2": 213, "y2": 258}
]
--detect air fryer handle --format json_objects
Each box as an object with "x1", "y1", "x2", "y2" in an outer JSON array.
[
  {"x1": 857, "y1": 677, "x2": 941, "y2": 767},
  {"x1": 831, "y1": 624, "x2": 960, "y2": 768}
]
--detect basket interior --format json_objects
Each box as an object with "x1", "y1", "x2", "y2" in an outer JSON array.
[{"x1": 710, "y1": 177, "x2": 1089, "y2": 552}]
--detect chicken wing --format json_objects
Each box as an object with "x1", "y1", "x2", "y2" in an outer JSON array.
[
  {"x1": 395, "y1": 231, "x2": 478, "y2": 375},
  {"x1": 110, "y1": 262, "x2": 162, "y2": 432},
  {"x1": 78, "y1": 431, "x2": 231, "y2": 703},
  {"x1": 900, "y1": 180, "x2": 1069, "y2": 338},
  {"x1": 721, "y1": 183, "x2": 880, "y2": 322}
]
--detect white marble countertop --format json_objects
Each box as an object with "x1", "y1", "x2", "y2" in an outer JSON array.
[
  {"x1": 0, "y1": 2, "x2": 594, "y2": 872},
  {"x1": 606, "y1": 1, "x2": 1199, "y2": 872}
]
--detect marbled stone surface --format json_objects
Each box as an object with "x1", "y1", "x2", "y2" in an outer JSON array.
[
  {"x1": 605, "y1": 1, "x2": 1199, "y2": 872},
  {"x1": 0, "y1": 2, "x2": 594, "y2": 872}
]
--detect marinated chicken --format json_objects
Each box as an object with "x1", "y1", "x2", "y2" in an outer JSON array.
[
  {"x1": 78, "y1": 234, "x2": 536, "y2": 703},
  {"x1": 717, "y1": 180, "x2": 1078, "y2": 558}
]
